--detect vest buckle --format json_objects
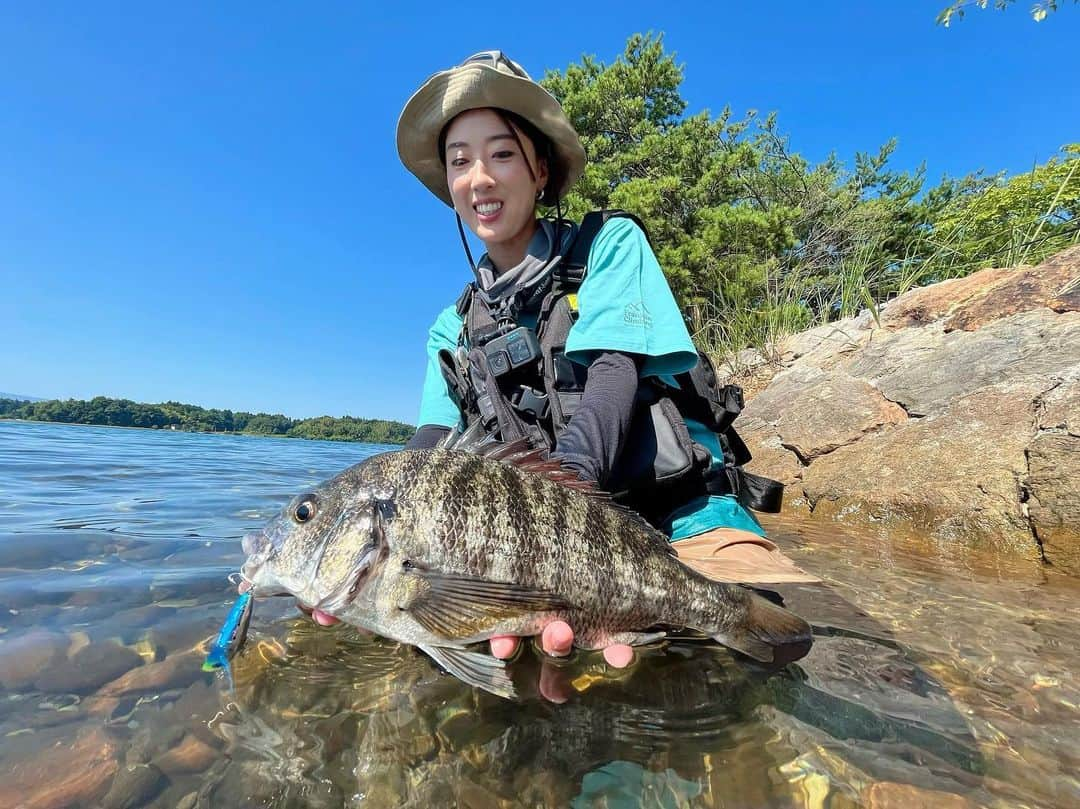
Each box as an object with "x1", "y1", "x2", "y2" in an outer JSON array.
[{"x1": 511, "y1": 387, "x2": 549, "y2": 420}]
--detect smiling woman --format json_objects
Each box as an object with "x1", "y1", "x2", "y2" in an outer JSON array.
[{"x1": 375, "y1": 51, "x2": 821, "y2": 686}]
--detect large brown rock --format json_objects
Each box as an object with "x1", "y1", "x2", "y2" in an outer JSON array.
[
  {"x1": 743, "y1": 365, "x2": 908, "y2": 463},
  {"x1": 880, "y1": 267, "x2": 1014, "y2": 330},
  {"x1": 779, "y1": 318, "x2": 874, "y2": 368},
  {"x1": 728, "y1": 247, "x2": 1080, "y2": 572},
  {"x1": 800, "y1": 381, "x2": 1046, "y2": 555},
  {"x1": 1031, "y1": 377, "x2": 1080, "y2": 566},
  {"x1": 945, "y1": 245, "x2": 1080, "y2": 330},
  {"x1": 739, "y1": 422, "x2": 806, "y2": 485},
  {"x1": 840, "y1": 308, "x2": 1079, "y2": 417},
  {"x1": 0, "y1": 726, "x2": 120, "y2": 809}
]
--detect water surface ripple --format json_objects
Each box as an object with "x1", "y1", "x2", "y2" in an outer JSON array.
[{"x1": 0, "y1": 420, "x2": 1077, "y2": 808}]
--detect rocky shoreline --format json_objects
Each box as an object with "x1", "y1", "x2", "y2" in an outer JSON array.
[{"x1": 727, "y1": 246, "x2": 1080, "y2": 574}]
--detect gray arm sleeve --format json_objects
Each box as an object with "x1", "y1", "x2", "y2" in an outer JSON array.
[
  {"x1": 552, "y1": 351, "x2": 642, "y2": 486},
  {"x1": 405, "y1": 423, "x2": 452, "y2": 450}
]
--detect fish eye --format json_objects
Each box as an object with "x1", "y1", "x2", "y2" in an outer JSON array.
[{"x1": 293, "y1": 499, "x2": 317, "y2": 523}]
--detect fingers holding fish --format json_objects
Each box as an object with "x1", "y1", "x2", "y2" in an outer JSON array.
[
  {"x1": 602, "y1": 644, "x2": 635, "y2": 668},
  {"x1": 489, "y1": 621, "x2": 618, "y2": 665},
  {"x1": 491, "y1": 621, "x2": 574, "y2": 660},
  {"x1": 489, "y1": 634, "x2": 519, "y2": 660},
  {"x1": 541, "y1": 621, "x2": 574, "y2": 658},
  {"x1": 296, "y1": 601, "x2": 373, "y2": 632},
  {"x1": 311, "y1": 607, "x2": 341, "y2": 626}
]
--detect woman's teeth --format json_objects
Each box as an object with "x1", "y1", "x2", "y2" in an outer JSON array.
[{"x1": 476, "y1": 202, "x2": 502, "y2": 215}]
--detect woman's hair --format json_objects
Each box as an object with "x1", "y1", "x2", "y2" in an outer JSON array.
[{"x1": 438, "y1": 108, "x2": 565, "y2": 206}]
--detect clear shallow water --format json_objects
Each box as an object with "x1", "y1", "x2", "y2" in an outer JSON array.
[{"x1": 0, "y1": 420, "x2": 1077, "y2": 808}]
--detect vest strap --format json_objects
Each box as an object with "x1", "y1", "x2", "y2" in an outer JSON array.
[{"x1": 455, "y1": 282, "x2": 475, "y2": 316}]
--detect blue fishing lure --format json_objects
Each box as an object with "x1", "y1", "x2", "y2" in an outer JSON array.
[{"x1": 203, "y1": 590, "x2": 254, "y2": 672}]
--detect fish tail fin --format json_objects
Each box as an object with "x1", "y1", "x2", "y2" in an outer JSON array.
[{"x1": 711, "y1": 591, "x2": 813, "y2": 666}]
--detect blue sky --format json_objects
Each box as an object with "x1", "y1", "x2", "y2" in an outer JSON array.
[{"x1": 2, "y1": 2, "x2": 1077, "y2": 423}]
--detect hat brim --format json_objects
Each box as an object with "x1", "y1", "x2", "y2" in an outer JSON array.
[{"x1": 397, "y1": 63, "x2": 586, "y2": 208}]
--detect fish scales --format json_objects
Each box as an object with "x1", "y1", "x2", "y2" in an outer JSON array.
[
  {"x1": 361, "y1": 451, "x2": 708, "y2": 641},
  {"x1": 400, "y1": 451, "x2": 595, "y2": 597},
  {"x1": 241, "y1": 446, "x2": 813, "y2": 698}
]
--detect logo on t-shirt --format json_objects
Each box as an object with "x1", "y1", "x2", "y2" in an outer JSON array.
[{"x1": 623, "y1": 301, "x2": 653, "y2": 328}]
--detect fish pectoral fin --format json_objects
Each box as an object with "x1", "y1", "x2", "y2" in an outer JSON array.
[
  {"x1": 421, "y1": 645, "x2": 517, "y2": 700},
  {"x1": 405, "y1": 571, "x2": 570, "y2": 638}
]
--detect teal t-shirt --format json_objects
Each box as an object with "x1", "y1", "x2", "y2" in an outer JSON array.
[
  {"x1": 415, "y1": 216, "x2": 763, "y2": 538},
  {"x1": 416, "y1": 304, "x2": 467, "y2": 430}
]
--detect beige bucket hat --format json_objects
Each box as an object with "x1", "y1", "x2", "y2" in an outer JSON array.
[{"x1": 396, "y1": 51, "x2": 586, "y2": 207}]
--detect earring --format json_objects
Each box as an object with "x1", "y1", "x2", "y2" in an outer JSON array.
[{"x1": 536, "y1": 188, "x2": 544, "y2": 201}]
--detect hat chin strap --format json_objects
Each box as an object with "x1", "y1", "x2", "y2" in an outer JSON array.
[{"x1": 456, "y1": 213, "x2": 477, "y2": 272}]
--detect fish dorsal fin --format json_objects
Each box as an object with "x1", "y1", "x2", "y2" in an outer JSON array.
[
  {"x1": 438, "y1": 428, "x2": 672, "y2": 543},
  {"x1": 483, "y1": 442, "x2": 604, "y2": 496},
  {"x1": 443, "y1": 429, "x2": 608, "y2": 499},
  {"x1": 480, "y1": 443, "x2": 670, "y2": 542}
]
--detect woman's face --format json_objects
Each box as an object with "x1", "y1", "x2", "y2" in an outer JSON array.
[{"x1": 444, "y1": 108, "x2": 548, "y2": 256}]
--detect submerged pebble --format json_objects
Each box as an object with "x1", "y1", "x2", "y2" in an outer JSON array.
[
  {"x1": 33, "y1": 640, "x2": 143, "y2": 695},
  {"x1": 862, "y1": 780, "x2": 977, "y2": 808},
  {"x1": 155, "y1": 732, "x2": 219, "y2": 776},
  {"x1": 0, "y1": 631, "x2": 68, "y2": 691},
  {"x1": 100, "y1": 763, "x2": 165, "y2": 809}
]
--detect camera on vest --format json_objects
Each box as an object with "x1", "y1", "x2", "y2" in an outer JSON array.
[{"x1": 483, "y1": 326, "x2": 541, "y2": 377}]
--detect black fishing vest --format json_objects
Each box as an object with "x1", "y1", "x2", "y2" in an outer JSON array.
[{"x1": 438, "y1": 210, "x2": 783, "y2": 527}]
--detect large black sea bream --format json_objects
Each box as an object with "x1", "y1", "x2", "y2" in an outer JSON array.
[{"x1": 240, "y1": 439, "x2": 812, "y2": 698}]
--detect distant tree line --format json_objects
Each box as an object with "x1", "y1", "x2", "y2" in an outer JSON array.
[{"x1": 0, "y1": 396, "x2": 414, "y2": 444}]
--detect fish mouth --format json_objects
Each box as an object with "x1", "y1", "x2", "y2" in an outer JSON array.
[
  {"x1": 238, "y1": 562, "x2": 301, "y2": 600},
  {"x1": 239, "y1": 528, "x2": 299, "y2": 598}
]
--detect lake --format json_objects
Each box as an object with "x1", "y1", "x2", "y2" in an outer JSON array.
[{"x1": 1, "y1": 420, "x2": 1077, "y2": 807}]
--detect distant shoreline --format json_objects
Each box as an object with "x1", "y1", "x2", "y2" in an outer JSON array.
[
  {"x1": 0, "y1": 396, "x2": 414, "y2": 445},
  {"x1": 0, "y1": 417, "x2": 406, "y2": 445}
]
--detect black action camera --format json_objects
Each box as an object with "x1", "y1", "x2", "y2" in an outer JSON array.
[{"x1": 483, "y1": 326, "x2": 541, "y2": 377}]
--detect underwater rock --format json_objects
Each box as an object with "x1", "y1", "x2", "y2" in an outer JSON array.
[
  {"x1": 155, "y1": 732, "x2": 219, "y2": 776},
  {"x1": 0, "y1": 630, "x2": 68, "y2": 691},
  {"x1": 100, "y1": 763, "x2": 165, "y2": 809},
  {"x1": 1026, "y1": 378, "x2": 1080, "y2": 571},
  {"x1": 731, "y1": 246, "x2": 1080, "y2": 571},
  {"x1": 97, "y1": 651, "x2": 201, "y2": 697},
  {"x1": 862, "y1": 780, "x2": 976, "y2": 809},
  {"x1": 738, "y1": 365, "x2": 907, "y2": 462},
  {"x1": 174, "y1": 792, "x2": 199, "y2": 809},
  {"x1": 0, "y1": 725, "x2": 120, "y2": 809},
  {"x1": 33, "y1": 639, "x2": 143, "y2": 695}
]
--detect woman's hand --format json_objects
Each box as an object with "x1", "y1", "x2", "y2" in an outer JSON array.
[
  {"x1": 490, "y1": 624, "x2": 634, "y2": 667},
  {"x1": 489, "y1": 623, "x2": 635, "y2": 703},
  {"x1": 277, "y1": 585, "x2": 636, "y2": 703}
]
